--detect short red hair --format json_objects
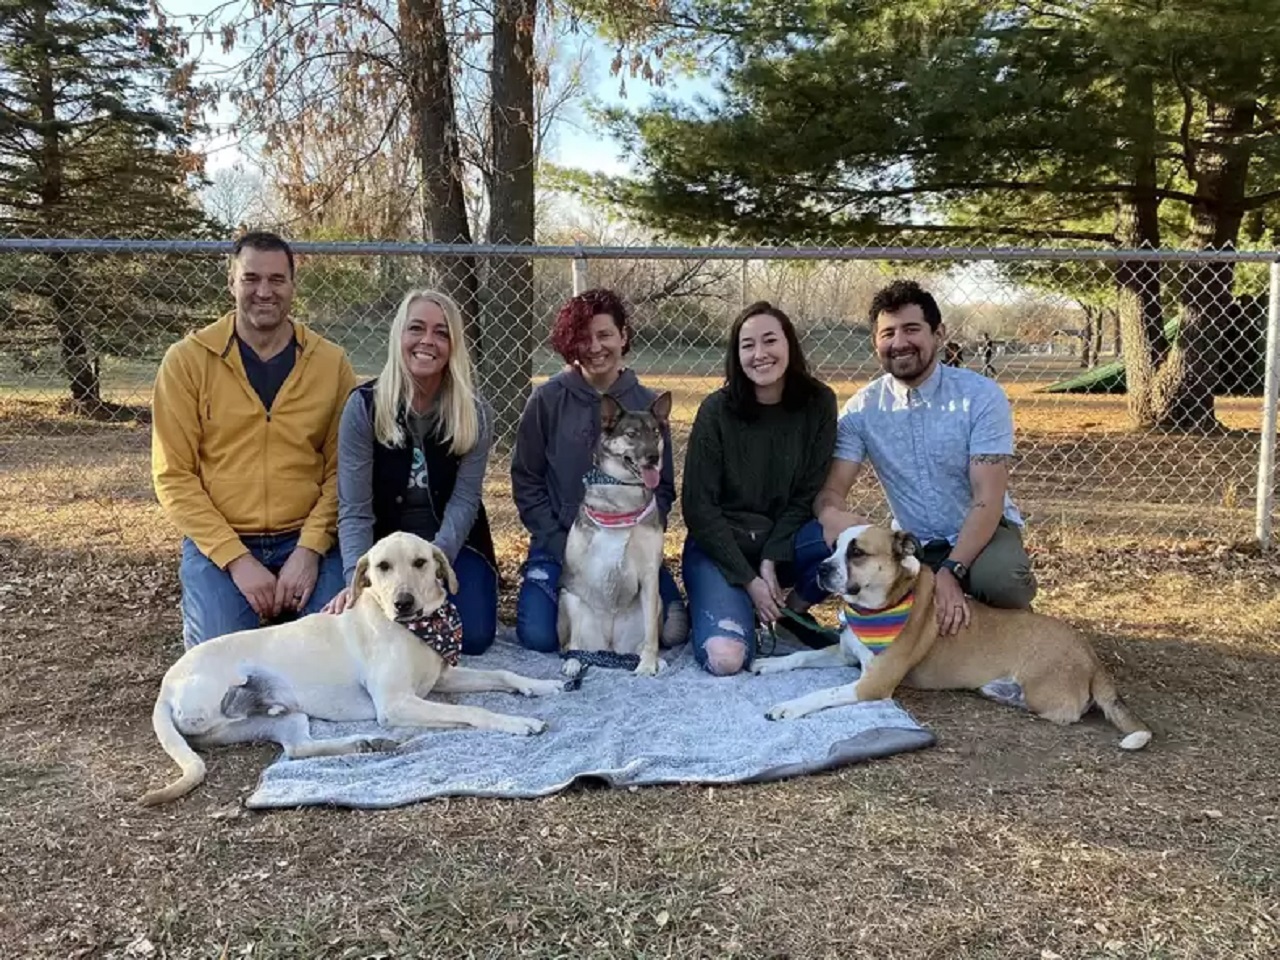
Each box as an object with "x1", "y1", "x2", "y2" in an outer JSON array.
[{"x1": 550, "y1": 288, "x2": 632, "y2": 363}]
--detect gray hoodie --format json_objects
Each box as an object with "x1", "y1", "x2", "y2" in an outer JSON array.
[{"x1": 511, "y1": 367, "x2": 676, "y2": 561}]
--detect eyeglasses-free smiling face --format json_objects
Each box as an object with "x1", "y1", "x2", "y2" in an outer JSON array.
[
  {"x1": 576, "y1": 312, "x2": 627, "y2": 383},
  {"x1": 230, "y1": 247, "x2": 295, "y2": 336},
  {"x1": 874, "y1": 303, "x2": 944, "y2": 386},
  {"x1": 737, "y1": 312, "x2": 791, "y2": 396},
  {"x1": 401, "y1": 298, "x2": 452, "y2": 385}
]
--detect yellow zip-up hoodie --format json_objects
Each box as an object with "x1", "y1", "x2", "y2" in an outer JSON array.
[{"x1": 151, "y1": 312, "x2": 359, "y2": 569}]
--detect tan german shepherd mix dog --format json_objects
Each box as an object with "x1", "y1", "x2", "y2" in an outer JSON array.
[
  {"x1": 558, "y1": 392, "x2": 673, "y2": 677},
  {"x1": 752, "y1": 524, "x2": 1152, "y2": 750}
]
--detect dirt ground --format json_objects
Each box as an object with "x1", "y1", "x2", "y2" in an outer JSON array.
[{"x1": 1, "y1": 388, "x2": 1279, "y2": 959}]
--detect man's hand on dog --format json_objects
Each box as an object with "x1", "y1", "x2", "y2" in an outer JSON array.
[
  {"x1": 275, "y1": 546, "x2": 320, "y2": 614},
  {"x1": 228, "y1": 553, "x2": 280, "y2": 619},
  {"x1": 933, "y1": 567, "x2": 971, "y2": 635},
  {"x1": 820, "y1": 508, "x2": 865, "y2": 548}
]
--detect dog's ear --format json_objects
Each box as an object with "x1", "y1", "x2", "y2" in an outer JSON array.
[
  {"x1": 351, "y1": 553, "x2": 371, "y2": 603},
  {"x1": 432, "y1": 544, "x2": 459, "y2": 595},
  {"x1": 649, "y1": 390, "x2": 673, "y2": 425},
  {"x1": 892, "y1": 530, "x2": 922, "y2": 576},
  {"x1": 600, "y1": 394, "x2": 624, "y2": 430}
]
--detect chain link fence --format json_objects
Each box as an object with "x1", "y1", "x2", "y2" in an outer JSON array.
[{"x1": 1, "y1": 237, "x2": 1278, "y2": 559}]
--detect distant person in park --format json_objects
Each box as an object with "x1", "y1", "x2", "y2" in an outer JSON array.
[
  {"x1": 323, "y1": 289, "x2": 500, "y2": 654},
  {"x1": 680, "y1": 301, "x2": 838, "y2": 676},
  {"x1": 814, "y1": 280, "x2": 1037, "y2": 635},
  {"x1": 944, "y1": 340, "x2": 965, "y2": 367},
  {"x1": 981, "y1": 331, "x2": 997, "y2": 379},
  {"x1": 152, "y1": 231, "x2": 356, "y2": 648},
  {"x1": 511, "y1": 287, "x2": 688, "y2": 652}
]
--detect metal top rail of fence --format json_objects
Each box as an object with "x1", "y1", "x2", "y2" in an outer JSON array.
[
  {"x1": 1, "y1": 237, "x2": 1278, "y2": 550},
  {"x1": 3, "y1": 236, "x2": 1280, "y2": 263}
]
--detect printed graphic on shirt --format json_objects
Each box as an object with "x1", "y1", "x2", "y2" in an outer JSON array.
[{"x1": 408, "y1": 445, "x2": 431, "y2": 491}]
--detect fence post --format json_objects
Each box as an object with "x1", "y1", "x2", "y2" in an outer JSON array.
[
  {"x1": 1256, "y1": 259, "x2": 1280, "y2": 548},
  {"x1": 571, "y1": 246, "x2": 588, "y2": 295}
]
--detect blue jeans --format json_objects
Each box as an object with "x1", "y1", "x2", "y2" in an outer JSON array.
[
  {"x1": 682, "y1": 519, "x2": 830, "y2": 672},
  {"x1": 515, "y1": 547, "x2": 685, "y2": 653},
  {"x1": 180, "y1": 532, "x2": 346, "y2": 649},
  {"x1": 448, "y1": 545, "x2": 499, "y2": 655}
]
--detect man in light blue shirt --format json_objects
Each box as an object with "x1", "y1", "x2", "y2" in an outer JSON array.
[{"x1": 812, "y1": 280, "x2": 1037, "y2": 634}]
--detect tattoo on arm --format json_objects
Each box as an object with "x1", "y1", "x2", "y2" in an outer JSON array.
[
  {"x1": 972, "y1": 500, "x2": 988, "y2": 509},
  {"x1": 971, "y1": 454, "x2": 1013, "y2": 466}
]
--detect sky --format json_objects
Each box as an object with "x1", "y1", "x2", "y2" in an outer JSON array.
[{"x1": 163, "y1": 0, "x2": 714, "y2": 180}]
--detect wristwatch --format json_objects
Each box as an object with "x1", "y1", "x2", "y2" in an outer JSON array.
[{"x1": 939, "y1": 558, "x2": 969, "y2": 581}]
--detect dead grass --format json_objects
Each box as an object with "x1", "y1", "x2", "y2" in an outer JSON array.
[{"x1": 2, "y1": 394, "x2": 1279, "y2": 958}]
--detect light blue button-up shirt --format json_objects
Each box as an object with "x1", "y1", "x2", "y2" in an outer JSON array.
[{"x1": 835, "y1": 362, "x2": 1023, "y2": 543}]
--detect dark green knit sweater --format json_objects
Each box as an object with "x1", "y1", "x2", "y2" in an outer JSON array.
[{"x1": 681, "y1": 384, "x2": 837, "y2": 586}]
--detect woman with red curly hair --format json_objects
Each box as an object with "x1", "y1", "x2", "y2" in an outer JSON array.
[{"x1": 510, "y1": 288, "x2": 688, "y2": 652}]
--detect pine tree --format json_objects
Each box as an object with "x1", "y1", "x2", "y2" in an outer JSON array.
[{"x1": 0, "y1": 0, "x2": 210, "y2": 413}]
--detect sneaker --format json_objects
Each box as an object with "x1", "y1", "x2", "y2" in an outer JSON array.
[{"x1": 661, "y1": 601, "x2": 690, "y2": 648}]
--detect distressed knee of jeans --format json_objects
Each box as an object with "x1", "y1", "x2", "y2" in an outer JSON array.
[
  {"x1": 704, "y1": 635, "x2": 747, "y2": 675},
  {"x1": 714, "y1": 617, "x2": 746, "y2": 637},
  {"x1": 523, "y1": 566, "x2": 558, "y2": 604}
]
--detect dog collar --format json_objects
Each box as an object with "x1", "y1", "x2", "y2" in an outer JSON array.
[
  {"x1": 839, "y1": 593, "x2": 915, "y2": 655},
  {"x1": 583, "y1": 497, "x2": 658, "y2": 529},
  {"x1": 403, "y1": 600, "x2": 464, "y2": 666},
  {"x1": 583, "y1": 465, "x2": 643, "y2": 488}
]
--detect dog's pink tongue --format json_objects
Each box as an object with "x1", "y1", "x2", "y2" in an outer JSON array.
[{"x1": 642, "y1": 466, "x2": 661, "y2": 490}]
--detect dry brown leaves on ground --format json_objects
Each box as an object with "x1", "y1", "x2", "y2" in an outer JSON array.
[
  {"x1": 2, "y1": 530, "x2": 1278, "y2": 959},
  {"x1": 2, "y1": 390, "x2": 1280, "y2": 958}
]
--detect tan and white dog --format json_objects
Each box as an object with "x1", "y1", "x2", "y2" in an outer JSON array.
[
  {"x1": 558, "y1": 392, "x2": 676, "y2": 677},
  {"x1": 751, "y1": 524, "x2": 1152, "y2": 750},
  {"x1": 141, "y1": 532, "x2": 565, "y2": 806}
]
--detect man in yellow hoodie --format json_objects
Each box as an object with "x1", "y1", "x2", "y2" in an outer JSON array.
[{"x1": 152, "y1": 232, "x2": 358, "y2": 648}]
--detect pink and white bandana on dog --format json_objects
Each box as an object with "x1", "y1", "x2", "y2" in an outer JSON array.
[{"x1": 403, "y1": 600, "x2": 464, "y2": 666}]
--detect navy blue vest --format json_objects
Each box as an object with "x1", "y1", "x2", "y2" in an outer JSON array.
[{"x1": 353, "y1": 381, "x2": 497, "y2": 570}]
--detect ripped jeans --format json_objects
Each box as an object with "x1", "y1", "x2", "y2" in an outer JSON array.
[
  {"x1": 514, "y1": 547, "x2": 686, "y2": 653},
  {"x1": 681, "y1": 521, "x2": 830, "y2": 673}
]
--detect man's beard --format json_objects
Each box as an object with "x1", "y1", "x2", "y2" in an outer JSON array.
[{"x1": 883, "y1": 347, "x2": 933, "y2": 380}]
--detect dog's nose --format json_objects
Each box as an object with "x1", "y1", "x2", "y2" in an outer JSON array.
[
  {"x1": 393, "y1": 594, "x2": 416, "y2": 616},
  {"x1": 846, "y1": 584, "x2": 861, "y2": 596}
]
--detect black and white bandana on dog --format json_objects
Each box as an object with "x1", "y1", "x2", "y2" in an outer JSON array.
[{"x1": 403, "y1": 599, "x2": 464, "y2": 666}]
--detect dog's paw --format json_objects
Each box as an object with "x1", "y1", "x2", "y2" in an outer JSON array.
[
  {"x1": 519, "y1": 678, "x2": 567, "y2": 698},
  {"x1": 359, "y1": 737, "x2": 401, "y2": 753},
  {"x1": 502, "y1": 715, "x2": 548, "y2": 736},
  {"x1": 764, "y1": 701, "x2": 806, "y2": 721},
  {"x1": 749, "y1": 658, "x2": 789, "y2": 676},
  {"x1": 561, "y1": 658, "x2": 584, "y2": 679},
  {"x1": 633, "y1": 655, "x2": 666, "y2": 677}
]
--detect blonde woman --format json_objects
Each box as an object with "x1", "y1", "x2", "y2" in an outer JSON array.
[{"x1": 324, "y1": 290, "x2": 499, "y2": 653}]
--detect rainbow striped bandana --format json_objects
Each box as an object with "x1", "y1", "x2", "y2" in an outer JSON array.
[{"x1": 839, "y1": 593, "x2": 915, "y2": 655}]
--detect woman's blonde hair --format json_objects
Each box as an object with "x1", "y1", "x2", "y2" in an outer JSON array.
[{"x1": 373, "y1": 289, "x2": 479, "y2": 455}]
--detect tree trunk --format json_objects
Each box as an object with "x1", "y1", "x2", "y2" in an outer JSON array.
[
  {"x1": 398, "y1": 0, "x2": 479, "y2": 348},
  {"x1": 1113, "y1": 68, "x2": 1165, "y2": 426},
  {"x1": 485, "y1": 0, "x2": 538, "y2": 448},
  {"x1": 33, "y1": 6, "x2": 101, "y2": 412},
  {"x1": 1079, "y1": 305, "x2": 1095, "y2": 368},
  {"x1": 1149, "y1": 99, "x2": 1255, "y2": 431},
  {"x1": 49, "y1": 253, "x2": 102, "y2": 412}
]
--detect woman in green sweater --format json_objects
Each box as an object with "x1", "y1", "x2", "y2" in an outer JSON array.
[{"x1": 681, "y1": 301, "x2": 838, "y2": 675}]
